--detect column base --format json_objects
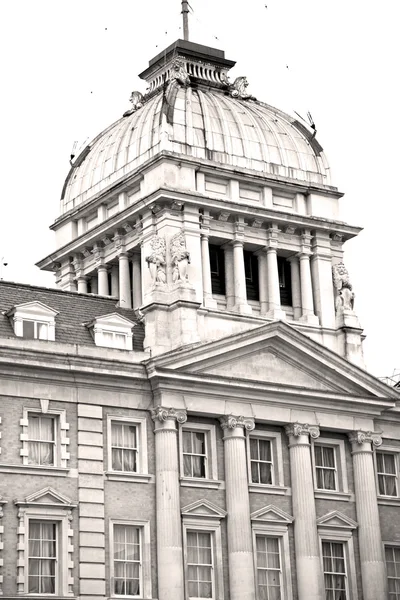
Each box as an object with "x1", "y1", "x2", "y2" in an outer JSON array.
[
  {"x1": 299, "y1": 313, "x2": 319, "y2": 325},
  {"x1": 266, "y1": 308, "x2": 286, "y2": 320},
  {"x1": 233, "y1": 303, "x2": 252, "y2": 315},
  {"x1": 203, "y1": 296, "x2": 218, "y2": 309}
]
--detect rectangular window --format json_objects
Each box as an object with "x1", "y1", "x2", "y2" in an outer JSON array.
[
  {"x1": 111, "y1": 422, "x2": 138, "y2": 473},
  {"x1": 183, "y1": 431, "x2": 207, "y2": 478},
  {"x1": 255, "y1": 535, "x2": 282, "y2": 600},
  {"x1": 277, "y1": 257, "x2": 292, "y2": 306},
  {"x1": 187, "y1": 531, "x2": 213, "y2": 599},
  {"x1": 250, "y1": 438, "x2": 273, "y2": 485},
  {"x1": 209, "y1": 245, "x2": 226, "y2": 296},
  {"x1": 113, "y1": 524, "x2": 141, "y2": 596},
  {"x1": 28, "y1": 521, "x2": 57, "y2": 594},
  {"x1": 322, "y1": 541, "x2": 348, "y2": 600},
  {"x1": 244, "y1": 250, "x2": 259, "y2": 301},
  {"x1": 377, "y1": 452, "x2": 398, "y2": 497},
  {"x1": 27, "y1": 415, "x2": 56, "y2": 466},
  {"x1": 386, "y1": 545, "x2": 400, "y2": 599},
  {"x1": 22, "y1": 320, "x2": 49, "y2": 340},
  {"x1": 314, "y1": 445, "x2": 337, "y2": 491}
]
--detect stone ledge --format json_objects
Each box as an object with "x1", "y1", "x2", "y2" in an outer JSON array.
[
  {"x1": 0, "y1": 464, "x2": 70, "y2": 477},
  {"x1": 180, "y1": 477, "x2": 224, "y2": 490},
  {"x1": 314, "y1": 490, "x2": 352, "y2": 502},
  {"x1": 378, "y1": 496, "x2": 400, "y2": 507},
  {"x1": 249, "y1": 484, "x2": 290, "y2": 496},
  {"x1": 105, "y1": 471, "x2": 154, "y2": 484}
]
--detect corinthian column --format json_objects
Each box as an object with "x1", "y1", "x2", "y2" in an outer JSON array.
[
  {"x1": 152, "y1": 407, "x2": 187, "y2": 600},
  {"x1": 348, "y1": 430, "x2": 387, "y2": 600},
  {"x1": 285, "y1": 423, "x2": 324, "y2": 600},
  {"x1": 220, "y1": 415, "x2": 256, "y2": 600}
]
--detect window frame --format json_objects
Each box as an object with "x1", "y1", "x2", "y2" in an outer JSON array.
[
  {"x1": 87, "y1": 313, "x2": 135, "y2": 351},
  {"x1": 106, "y1": 416, "x2": 151, "y2": 483},
  {"x1": 109, "y1": 519, "x2": 152, "y2": 599},
  {"x1": 375, "y1": 446, "x2": 400, "y2": 504},
  {"x1": 20, "y1": 406, "x2": 70, "y2": 470},
  {"x1": 311, "y1": 438, "x2": 350, "y2": 501},
  {"x1": 246, "y1": 430, "x2": 287, "y2": 495},
  {"x1": 6, "y1": 301, "x2": 58, "y2": 341},
  {"x1": 384, "y1": 542, "x2": 400, "y2": 599},
  {"x1": 179, "y1": 423, "x2": 221, "y2": 489}
]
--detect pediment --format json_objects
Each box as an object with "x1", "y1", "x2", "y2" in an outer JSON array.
[
  {"x1": 15, "y1": 487, "x2": 74, "y2": 507},
  {"x1": 251, "y1": 505, "x2": 293, "y2": 524},
  {"x1": 152, "y1": 321, "x2": 399, "y2": 398},
  {"x1": 6, "y1": 301, "x2": 58, "y2": 319},
  {"x1": 317, "y1": 511, "x2": 357, "y2": 530},
  {"x1": 181, "y1": 499, "x2": 227, "y2": 520},
  {"x1": 87, "y1": 312, "x2": 135, "y2": 329}
]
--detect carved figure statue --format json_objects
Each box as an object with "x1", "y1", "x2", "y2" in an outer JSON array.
[
  {"x1": 123, "y1": 91, "x2": 145, "y2": 117},
  {"x1": 170, "y1": 229, "x2": 191, "y2": 283},
  {"x1": 170, "y1": 59, "x2": 190, "y2": 87},
  {"x1": 332, "y1": 262, "x2": 355, "y2": 312},
  {"x1": 145, "y1": 235, "x2": 166, "y2": 285},
  {"x1": 229, "y1": 76, "x2": 254, "y2": 100}
]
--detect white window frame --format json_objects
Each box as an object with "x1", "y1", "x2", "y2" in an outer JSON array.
[
  {"x1": 179, "y1": 423, "x2": 221, "y2": 489},
  {"x1": 252, "y1": 525, "x2": 293, "y2": 600},
  {"x1": 15, "y1": 488, "x2": 75, "y2": 597},
  {"x1": 375, "y1": 446, "x2": 400, "y2": 505},
  {"x1": 6, "y1": 301, "x2": 58, "y2": 341},
  {"x1": 317, "y1": 514, "x2": 358, "y2": 600},
  {"x1": 384, "y1": 542, "x2": 400, "y2": 599},
  {"x1": 106, "y1": 416, "x2": 151, "y2": 483},
  {"x1": 247, "y1": 430, "x2": 287, "y2": 495},
  {"x1": 109, "y1": 519, "x2": 152, "y2": 599},
  {"x1": 182, "y1": 516, "x2": 224, "y2": 600},
  {"x1": 20, "y1": 405, "x2": 70, "y2": 470},
  {"x1": 87, "y1": 313, "x2": 135, "y2": 351},
  {"x1": 311, "y1": 438, "x2": 350, "y2": 501}
]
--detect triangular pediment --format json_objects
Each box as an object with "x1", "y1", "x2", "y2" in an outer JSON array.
[
  {"x1": 86, "y1": 312, "x2": 135, "y2": 329},
  {"x1": 181, "y1": 499, "x2": 227, "y2": 520},
  {"x1": 317, "y1": 511, "x2": 358, "y2": 530},
  {"x1": 151, "y1": 321, "x2": 399, "y2": 399},
  {"x1": 16, "y1": 487, "x2": 74, "y2": 507},
  {"x1": 6, "y1": 300, "x2": 58, "y2": 319},
  {"x1": 251, "y1": 505, "x2": 293, "y2": 524}
]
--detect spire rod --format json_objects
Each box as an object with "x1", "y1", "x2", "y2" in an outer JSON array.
[{"x1": 181, "y1": 0, "x2": 189, "y2": 41}]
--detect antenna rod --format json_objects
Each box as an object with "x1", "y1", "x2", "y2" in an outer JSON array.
[{"x1": 181, "y1": 0, "x2": 189, "y2": 40}]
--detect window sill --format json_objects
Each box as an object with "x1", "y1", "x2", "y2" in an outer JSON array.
[
  {"x1": 106, "y1": 471, "x2": 154, "y2": 483},
  {"x1": 0, "y1": 464, "x2": 69, "y2": 477},
  {"x1": 314, "y1": 490, "x2": 351, "y2": 502},
  {"x1": 249, "y1": 484, "x2": 289, "y2": 496},
  {"x1": 377, "y1": 496, "x2": 400, "y2": 506},
  {"x1": 180, "y1": 477, "x2": 224, "y2": 489}
]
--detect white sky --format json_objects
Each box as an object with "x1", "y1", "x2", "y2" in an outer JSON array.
[{"x1": 0, "y1": 0, "x2": 399, "y2": 378}]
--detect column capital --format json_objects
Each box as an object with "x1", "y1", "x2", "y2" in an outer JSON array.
[
  {"x1": 151, "y1": 406, "x2": 187, "y2": 425},
  {"x1": 348, "y1": 430, "x2": 382, "y2": 448},
  {"x1": 285, "y1": 422, "x2": 320, "y2": 439},
  {"x1": 220, "y1": 415, "x2": 255, "y2": 432}
]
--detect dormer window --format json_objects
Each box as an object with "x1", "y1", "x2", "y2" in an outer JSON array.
[
  {"x1": 6, "y1": 301, "x2": 58, "y2": 341},
  {"x1": 86, "y1": 312, "x2": 135, "y2": 350}
]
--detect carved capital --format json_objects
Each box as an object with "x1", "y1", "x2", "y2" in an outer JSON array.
[
  {"x1": 348, "y1": 430, "x2": 382, "y2": 447},
  {"x1": 151, "y1": 406, "x2": 187, "y2": 424},
  {"x1": 285, "y1": 423, "x2": 320, "y2": 439},
  {"x1": 220, "y1": 415, "x2": 255, "y2": 432}
]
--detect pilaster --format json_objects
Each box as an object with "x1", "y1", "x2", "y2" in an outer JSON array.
[
  {"x1": 298, "y1": 230, "x2": 319, "y2": 325},
  {"x1": 288, "y1": 256, "x2": 301, "y2": 320},
  {"x1": 222, "y1": 243, "x2": 235, "y2": 310},
  {"x1": 285, "y1": 423, "x2": 324, "y2": 600},
  {"x1": 152, "y1": 407, "x2": 187, "y2": 600},
  {"x1": 220, "y1": 415, "x2": 256, "y2": 600},
  {"x1": 311, "y1": 231, "x2": 336, "y2": 328},
  {"x1": 232, "y1": 218, "x2": 252, "y2": 315},
  {"x1": 265, "y1": 226, "x2": 285, "y2": 320},
  {"x1": 200, "y1": 212, "x2": 217, "y2": 309},
  {"x1": 256, "y1": 249, "x2": 268, "y2": 315},
  {"x1": 348, "y1": 430, "x2": 387, "y2": 600}
]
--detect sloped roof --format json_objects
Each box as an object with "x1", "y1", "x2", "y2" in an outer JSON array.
[{"x1": 0, "y1": 281, "x2": 144, "y2": 351}]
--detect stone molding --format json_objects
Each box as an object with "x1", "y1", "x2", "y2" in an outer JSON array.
[
  {"x1": 348, "y1": 430, "x2": 382, "y2": 447},
  {"x1": 219, "y1": 415, "x2": 255, "y2": 431},
  {"x1": 285, "y1": 422, "x2": 320, "y2": 439},
  {"x1": 151, "y1": 406, "x2": 187, "y2": 424}
]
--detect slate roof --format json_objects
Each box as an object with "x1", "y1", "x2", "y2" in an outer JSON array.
[{"x1": 0, "y1": 281, "x2": 144, "y2": 351}]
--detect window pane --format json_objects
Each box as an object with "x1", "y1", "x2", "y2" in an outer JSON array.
[
  {"x1": 23, "y1": 320, "x2": 35, "y2": 339},
  {"x1": 113, "y1": 525, "x2": 141, "y2": 596},
  {"x1": 28, "y1": 522, "x2": 57, "y2": 594},
  {"x1": 256, "y1": 536, "x2": 282, "y2": 599},
  {"x1": 37, "y1": 322, "x2": 49, "y2": 340},
  {"x1": 187, "y1": 532, "x2": 213, "y2": 599}
]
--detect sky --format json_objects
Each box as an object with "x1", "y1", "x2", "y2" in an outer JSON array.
[{"x1": 0, "y1": 0, "x2": 399, "y2": 379}]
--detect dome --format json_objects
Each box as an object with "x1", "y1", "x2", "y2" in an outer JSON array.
[{"x1": 62, "y1": 41, "x2": 331, "y2": 213}]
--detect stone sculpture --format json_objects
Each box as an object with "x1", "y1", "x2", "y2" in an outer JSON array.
[
  {"x1": 145, "y1": 235, "x2": 166, "y2": 285},
  {"x1": 170, "y1": 229, "x2": 191, "y2": 283},
  {"x1": 332, "y1": 262, "x2": 355, "y2": 312},
  {"x1": 123, "y1": 91, "x2": 145, "y2": 117},
  {"x1": 170, "y1": 59, "x2": 190, "y2": 87},
  {"x1": 229, "y1": 76, "x2": 255, "y2": 100}
]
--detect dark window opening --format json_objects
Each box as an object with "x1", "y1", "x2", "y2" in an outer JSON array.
[
  {"x1": 209, "y1": 245, "x2": 226, "y2": 295},
  {"x1": 278, "y1": 257, "x2": 292, "y2": 306},
  {"x1": 244, "y1": 251, "x2": 259, "y2": 301}
]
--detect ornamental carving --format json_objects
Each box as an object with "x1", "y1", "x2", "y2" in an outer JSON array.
[
  {"x1": 145, "y1": 235, "x2": 166, "y2": 285},
  {"x1": 348, "y1": 430, "x2": 382, "y2": 447},
  {"x1": 151, "y1": 406, "x2": 187, "y2": 424},
  {"x1": 170, "y1": 59, "x2": 190, "y2": 87},
  {"x1": 285, "y1": 423, "x2": 320, "y2": 439},
  {"x1": 220, "y1": 415, "x2": 255, "y2": 431},
  {"x1": 170, "y1": 229, "x2": 191, "y2": 283},
  {"x1": 332, "y1": 262, "x2": 355, "y2": 312},
  {"x1": 229, "y1": 76, "x2": 255, "y2": 100},
  {"x1": 123, "y1": 91, "x2": 145, "y2": 117}
]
